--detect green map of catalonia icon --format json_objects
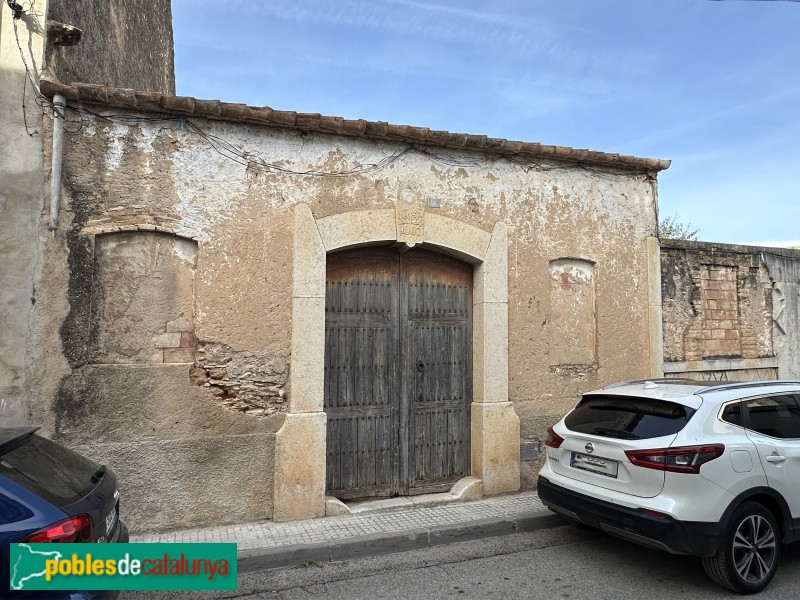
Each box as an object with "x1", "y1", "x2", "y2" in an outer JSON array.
[{"x1": 10, "y1": 544, "x2": 63, "y2": 590}]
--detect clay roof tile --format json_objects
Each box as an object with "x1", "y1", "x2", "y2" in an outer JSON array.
[
  {"x1": 340, "y1": 119, "x2": 368, "y2": 135},
  {"x1": 318, "y1": 116, "x2": 344, "y2": 133},
  {"x1": 244, "y1": 106, "x2": 273, "y2": 124},
  {"x1": 106, "y1": 87, "x2": 137, "y2": 108},
  {"x1": 194, "y1": 98, "x2": 222, "y2": 116},
  {"x1": 162, "y1": 95, "x2": 195, "y2": 114},
  {"x1": 363, "y1": 121, "x2": 389, "y2": 137},
  {"x1": 295, "y1": 113, "x2": 322, "y2": 129},
  {"x1": 37, "y1": 79, "x2": 670, "y2": 172},
  {"x1": 270, "y1": 110, "x2": 297, "y2": 126},
  {"x1": 218, "y1": 103, "x2": 248, "y2": 121},
  {"x1": 134, "y1": 91, "x2": 164, "y2": 112},
  {"x1": 76, "y1": 84, "x2": 108, "y2": 104}
]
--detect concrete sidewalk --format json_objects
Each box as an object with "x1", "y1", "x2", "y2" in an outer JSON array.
[{"x1": 131, "y1": 492, "x2": 559, "y2": 572}]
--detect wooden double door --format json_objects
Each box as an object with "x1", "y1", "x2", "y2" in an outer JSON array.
[{"x1": 324, "y1": 246, "x2": 472, "y2": 499}]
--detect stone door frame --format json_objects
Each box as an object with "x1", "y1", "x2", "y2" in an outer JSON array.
[{"x1": 273, "y1": 204, "x2": 519, "y2": 521}]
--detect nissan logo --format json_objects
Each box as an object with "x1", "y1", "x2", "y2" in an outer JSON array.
[{"x1": 585, "y1": 442, "x2": 594, "y2": 454}]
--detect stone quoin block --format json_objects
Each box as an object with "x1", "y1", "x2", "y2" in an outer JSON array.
[
  {"x1": 163, "y1": 348, "x2": 195, "y2": 363},
  {"x1": 154, "y1": 332, "x2": 182, "y2": 348}
]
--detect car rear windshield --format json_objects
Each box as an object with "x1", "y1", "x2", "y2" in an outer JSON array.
[
  {"x1": 565, "y1": 394, "x2": 696, "y2": 440},
  {"x1": 0, "y1": 433, "x2": 101, "y2": 508}
]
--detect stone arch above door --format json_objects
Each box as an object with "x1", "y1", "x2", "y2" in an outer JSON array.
[{"x1": 273, "y1": 204, "x2": 519, "y2": 521}]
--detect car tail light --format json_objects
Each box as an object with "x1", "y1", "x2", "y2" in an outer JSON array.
[
  {"x1": 545, "y1": 426, "x2": 564, "y2": 449},
  {"x1": 19, "y1": 514, "x2": 95, "y2": 543},
  {"x1": 626, "y1": 444, "x2": 724, "y2": 474}
]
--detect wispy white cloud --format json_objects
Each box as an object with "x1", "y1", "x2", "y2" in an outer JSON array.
[
  {"x1": 174, "y1": 0, "x2": 656, "y2": 123},
  {"x1": 615, "y1": 84, "x2": 800, "y2": 153},
  {"x1": 175, "y1": 0, "x2": 651, "y2": 79}
]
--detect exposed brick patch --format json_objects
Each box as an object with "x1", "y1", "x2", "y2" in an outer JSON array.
[
  {"x1": 180, "y1": 332, "x2": 195, "y2": 348},
  {"x1": 662, "y1": 246, "x2": 774, "y2": 364},
  {"x1": 81, "y1": 210, "x2": 201, "y2": 240},
  {"x1": 190, "y1": 342, "x2": 287, "y2": 417}
]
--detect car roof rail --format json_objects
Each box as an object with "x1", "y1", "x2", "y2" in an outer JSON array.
[
  {"x1": 603, "y1": 378, "x2": 702, "y2": 389},
  {"x1": 694, "y1": 380, "x2": 800, "y2": 394}
]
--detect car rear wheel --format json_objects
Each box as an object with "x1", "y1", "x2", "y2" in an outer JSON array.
[{"x1": 701, "y1": 502, "x2": 780, "y2": 594}]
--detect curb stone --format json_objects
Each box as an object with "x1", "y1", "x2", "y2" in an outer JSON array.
[{"x1": 238, "y1": 510, "x2": 560, "y2": 573}]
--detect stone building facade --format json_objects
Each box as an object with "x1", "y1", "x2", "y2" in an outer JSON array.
[
  {"x1": 0, "y1": 0, "x2": 173, "y2": 427},
  {"x1": 661, "y1": 240, "x2": 800, "y2": 382},
  {"x1": 7, "y1": 0, "x2": 800, "y2": 535},
  {"x1": 15, "y1": 0, "x2": 800, "y2": 537},
  {"x1": 24, "y1": 77, "x2": 669, "y2": 532}
]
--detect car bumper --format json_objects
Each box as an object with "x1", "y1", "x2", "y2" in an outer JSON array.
[
  {"x1": 114, "y1": 519, "x2": 129, "y2": 544},
  {"x1": 537, "y1": 476, "x2": 723, "y2": 556},
  {"x1": 3, "y1": 521, "x2": 130, "y2": 600}
]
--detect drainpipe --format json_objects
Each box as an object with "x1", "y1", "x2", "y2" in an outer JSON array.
[{"x1": 50, "y1": 94, "x2": 65, "y2": 229}]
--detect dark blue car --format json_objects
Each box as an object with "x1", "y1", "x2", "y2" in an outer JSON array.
[{"x1": 0, "y1": 427, "x2": 129, "y2": 599}]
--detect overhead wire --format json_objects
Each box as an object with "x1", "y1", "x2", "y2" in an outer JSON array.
[
  {"x1": 55, "y1": 101, "x2": 625, "y2": 178},
  {"x1": 57, "y1": 101, "x2": 505, "y2": 178},
  {"x1": 18, "y1": 79, "x2": 641, "y2": 181},
  {"x1": 9, "y1": 0, "x2": 43, "y2": 136},
  {"x1": 182, "y1": 118, "x2": 417, "y2": 177}
]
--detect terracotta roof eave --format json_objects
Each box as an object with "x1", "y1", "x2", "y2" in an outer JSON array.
[{"x1": 40, "y1": 79, "x2": 671, "y2": 172}]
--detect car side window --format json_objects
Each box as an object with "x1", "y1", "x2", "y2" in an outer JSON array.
[
  {"x1": 721, "y1": 401, "x2": 743, "y2": 427},
  {"x1": 745, "y1": 395, "x2": 800, "y2": 439},
  {"x1": 0, "y1": 492, "x2": 34, "y2": 525}
]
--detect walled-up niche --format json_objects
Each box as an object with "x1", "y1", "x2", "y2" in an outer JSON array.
[
  {"x1": 678, "y1": 263, "x2": 772, "y2": 362},
  {"x1": 89, "y1": 231, "x2": 197, "y2": 364},
  {"x1": 548, "y1": 259, "x2": 596, "y2": 366}
]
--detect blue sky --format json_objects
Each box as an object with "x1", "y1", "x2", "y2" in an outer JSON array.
[{"x1": 171, "y1": 0, "x2": 800, "y2": 244}]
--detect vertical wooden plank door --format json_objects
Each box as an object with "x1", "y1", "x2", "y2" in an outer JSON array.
[{"x1": 324, "y1": 246, "x2": 472, "y2": 499}]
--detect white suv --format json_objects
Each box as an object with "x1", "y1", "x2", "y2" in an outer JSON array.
[{"x1": 537, "y1": 379, "x2": 800, "y2": 594}]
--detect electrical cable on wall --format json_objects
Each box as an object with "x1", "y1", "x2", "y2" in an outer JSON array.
[
  {"x1": 56, "y1": 102, "x2": 550, "y2": 179},
  {"x1": 53, "y1": 97, "x2": 635, "y2": 179},
  {"x1": 7, "y1": 0, "x2": 43, "y2": 135},
  {"x1": 25, "y1": 86, "x2": 649, "y2": 182}
]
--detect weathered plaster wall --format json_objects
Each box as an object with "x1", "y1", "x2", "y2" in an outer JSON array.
[
  {"x1": 54, "y1": 365, "x2": 278, "y2": 532},
  {"x1": 46, "y1": 0, "x2": 175, "y2": 94},
  {"x1": 0, "y1": 2, "x2": 48, "y2": 426},
  {"x1": 29, "y1": 111, "x2": 287, "y2": 532},
  {"x1": 761, "y1": 251, "x2": 800, "y2": 380},
  {"x1": 90, "y1": 231, "x2": 197, "y2": 365},
  {"x1": 661, "y1": 241, "x2": 800, "y2": 381},
  {"x1": 35, "y1": 106, "x2": 661, "y2": 522},
  {"x1": 761, "y1": 253, "x2": 800, "y2": 380}
]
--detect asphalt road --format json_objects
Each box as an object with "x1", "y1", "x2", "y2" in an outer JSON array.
[{"x1": 126, "y1": 522, "x2": 800, "y2": 600}]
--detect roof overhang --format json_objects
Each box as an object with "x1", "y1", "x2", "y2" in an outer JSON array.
[{"x1": 41, "y1": 78, "x2": 671, "y2": 173}]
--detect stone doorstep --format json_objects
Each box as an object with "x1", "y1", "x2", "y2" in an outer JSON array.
[{"x1": 325, "y1": 476, "x2": 484, "y2": 516}]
